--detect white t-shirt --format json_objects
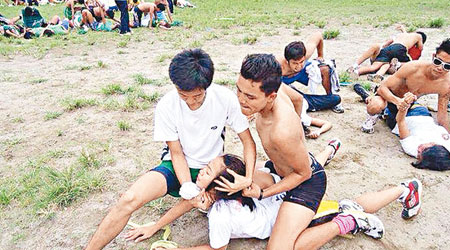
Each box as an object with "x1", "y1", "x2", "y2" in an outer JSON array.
[
  {"x1": 392, "y1": 116, "x2": 450, "y2": 158},
  {"x1": 154, "y1": 84, "x2": 249, "y2": 169},
  {"x1": 208, "y1": 175, "x2": 284, "y2": 249}
]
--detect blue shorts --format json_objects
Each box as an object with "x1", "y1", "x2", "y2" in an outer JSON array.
[
  {"x1": 290, "y1": 85, "x2": 341, "y2": 111},
  {"x1": 150, "y1": 161, "x2": 200, "y2": 197},
  {"x1": 264, "y1": 153, "x2": 327, "y2": 213}
]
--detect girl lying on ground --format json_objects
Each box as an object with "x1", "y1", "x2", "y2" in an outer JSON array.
[
  {"x1": 394, "y1": 92, "x2": 450, "y2": 171},
  {"x1": 125, "y1": 147, "x2": 422, "y2": 249}
]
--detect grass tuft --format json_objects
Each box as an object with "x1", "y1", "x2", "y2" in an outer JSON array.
[
  {"x1": 323, "y1": 29, "x2": 340, "y2": 39},
  {"x1": 117, "y1": 120, "x2": 131, "y2": 131},
  {"x1": 102, "y1": 83, "x2": 124, "y2": 95},
  {"x1": 44, "y1": 111, "x2": 63, "y2": 121},
  {"x1": 62, "y1": 98, "x2": 98, "y2": 111},
  {"x1": 428, "y1": 18, "x2": 444, "y2": 28}
]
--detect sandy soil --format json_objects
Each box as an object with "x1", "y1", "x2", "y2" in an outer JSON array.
[{"x1": 1, "y1": 25, "x2": 450, "y2": 250}]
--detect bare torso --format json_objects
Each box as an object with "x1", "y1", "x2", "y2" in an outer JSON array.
[
  {"x1": 138, "y1": 3, "x2": 156, "y2": 13},
  {"x1": 255, "y1": 92, "x2": 310, "y2": 177},
  {"x1": 393, "y1": 33, "x2": 421, "y2": 49},
  {"x1": 389, "y1": 61, "x2": 450, "y2": 98},
  {"x1": 277, "y1": 57, "x2": 298, "y2": 77}
]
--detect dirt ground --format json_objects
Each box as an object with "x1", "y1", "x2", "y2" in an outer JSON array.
[{"x1": 1, "y1": 25, "x2": 450, "y2": 250}]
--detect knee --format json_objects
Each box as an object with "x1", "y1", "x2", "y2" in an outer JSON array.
[
  {"x1": 116, "y1": 190, "x2": 142, "y2": 214},
  {"x1": 367, "y1": 99, "x2": 385, "y2": 115},
  {"x1": 319, "y1": 65, "x2": 330, "y2": 76}
]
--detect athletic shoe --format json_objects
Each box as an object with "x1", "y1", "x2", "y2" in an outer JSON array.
[
  {"x1": 344, "y1": 210, "x2": 385, "y2": 239},
  {"x1": 387, "y1": 58, "x2": 401, "y2": 74},
  {"x1": 353, "y1": 83, "x2": 370, "y2": 103},
  {"x1": 339, "y1": 199, "x2": 364, "y2": 212},
  {"x1": 398, "y1": 178, "x2": 423, "y2": 220},
  {"x1": 332, "y1": 103, "x2": 345, "y2": 113},
  {"x1": 367, "y1": 74, "x2": 384, "y2": 83},
  {"x1": 361, "y1": 114, "x2": 379, "y2": 134},
  {"x1": 325, "y1": 138, "x2": 341, "y2": 165}
]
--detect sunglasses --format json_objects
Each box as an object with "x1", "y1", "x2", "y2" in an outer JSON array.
[{"x1": 433, "y1": 57, "x2": 450, "y2": 71}]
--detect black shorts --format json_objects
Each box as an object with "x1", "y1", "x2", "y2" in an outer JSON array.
[
  {"x1": 374, "y1": 43, "x2": 411, "y2": 63},
  {"x1": 264, "y1": 153, "x2": 327, "y2": 213},
  {"x1": 89, "y1": 6, "x2": 102, "y2": 22}
]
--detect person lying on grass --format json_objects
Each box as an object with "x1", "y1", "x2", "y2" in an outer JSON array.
[{"x1": 127, "y1": 153, "x2": 422, "y2": 250}]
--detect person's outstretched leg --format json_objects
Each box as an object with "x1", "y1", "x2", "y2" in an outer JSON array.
[
  {"x1": 356, "y1": 43, "x2": 381, "y2": 66},
  {"x1": 304, "y1": 31, "x2": 324, "y2": 60},
  {"x1": 355, "y1": 186, "x2": 403, "y2": 213},
  {"x1": 294, "y1": 221, "x2": 340, "y2": 250},
  {"x1": 85, "y1": 171, "x2": 167, "y2": 250},
  {"x1": 315, "y1": 138, "x2": 341, "y2": 167}
]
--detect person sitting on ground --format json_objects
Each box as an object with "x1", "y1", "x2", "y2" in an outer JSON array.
[
  {"x1": 126, "y1": 154, "x2": 422, "y2": 250},
  {"x1": 81, "y1": 8, "x2": 116, "y2": 31},
  {"x1": 347, "y1": 26, "x2": 426, "y2": 83},
  {"x1": 130, "y1": 2, "x2": 164, "y2": 28},
  {"x1": 277, "y1": 32, "x2": 344, "y2": 113},
  {"x1": 154, "y1": 0, "x2": 173, "y2": 23},
  {"x1": 84, "y1": 49, "x2": 257, "y2": 250},
  {"x1": 357, "y1": 38, "x2": 450, "y2": 134},
  {"x1": 21, "y1": 6, "x2": 45, "y2": 28},
  {"x1": 393, "y1": 93, "x2": 450, "y2": 171},
  {"x1": 64, "y1": 0, "x2": 86, "y2": 21}
]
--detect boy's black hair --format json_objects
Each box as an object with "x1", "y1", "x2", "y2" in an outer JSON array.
[
  {"x1": 240, "y1": 53, "x2": 282, "y2": 96},
  {"x1": 24, "y1": 7, "x2": 33, "y2": 16},
  {"x1": 436, "y1": 38, "x2": 450, "y2": 55},
  {"x1": 412, "y1": 145, "x2": 450, "y2": 171},
  {"x1": 169, "y1": 49, "x2": 214, "y2": 91},
  {"x1": 416, "y1": 31, "x2": 427, "y2": 44},
  {"x1": 78, "y1": 0, "x2": 85, "y2": 4},
  {"x1": 206, "y1": 154, "x2": 256, "y2": 212},
  {"x1": 24, "y1": 31, "x2": 32, "y2": 39},
  {"x1": 156, "y1": 3, "x2": 166, "y2": 11},
  {"x1": 284, "y1": 41, "x2": 306, "y2": 61},
  {"x1": 40, "y1": 22, "x2": 48, "y2": 28},
  {"x1": 43, "y1": 29, "x2": 54, "y2": 37}
]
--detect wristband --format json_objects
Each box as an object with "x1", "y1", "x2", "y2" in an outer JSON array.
[{"x1": 258, "y1": 188, "x2": 264, "y2": 200}]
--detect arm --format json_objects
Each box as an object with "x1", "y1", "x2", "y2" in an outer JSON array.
[
  {"x1": 416, "y1": 34, "x2": 424, "y2": 51},
  {"x1": 306, "y1": 117, "x2": 332, "y2": 139},
  {"x1": 126, "y1": 200, "x2": 194, "y2": 242},
  {"x1": 395, "y1": 107, "x2": 410, "y2": 139},
  {"x1": 5, "y1": 30, "x2": 21, "y2": 38},
  {"x1": 175, "y1": 245, "x2": 227, "y2": 250},
  {"x1": 149, "y1": 10, "x2": 155, "y2": 28},
  {"x1": 167, "y1": 140, "x2": 192, "y2": 185},
  {"x1": 437, "y1": 93, "x2": 450, "y2": 132},
  {"x1": 376, "y1": 66, "x2": 413, "y2": 109},
  {"x1": 238, "y1": 129, "x2": 256, "y2": 187}
]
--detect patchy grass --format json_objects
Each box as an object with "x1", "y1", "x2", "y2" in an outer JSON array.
[
  {"x1": 117, "y1": 120, "x2": 132, "y2": 131},
  {"x1": 44, "y1": 111, "x2": 63, "y2": 121},
  {"x1": 339, "y1": 72, "x2": 351, "y2": 83},
  {"x1": 323, "y1": 29, "x2": 340, "y2": 40},
  {"x1": 61, "y1": 97, "x2": 98, "y2": 111},
  {"x1": 29, "y1": 78, "x2": 48, "y2": 84},
  {"x1": 2, "y1": 138, "x2": 22, "y2": 147},
  {"x1": 97, "y1": 60, "x2": 107, "y2": 68},
  {"x1": 156, "y1": 53, "x2": 174, "y2": 63},
  {"x1": 11, "y1": 117, "x2": 24, "y2": 123},
  {"x1": 428, "y1": 18, "x2": 444, "y2": 28},
  {"x1": 102, "y1": 83, "x2": 125, "y2": 95},
  {"x1": 215, "y1": 78, "x2": 236, "y2": 86},
  {"x1": 0, "y1": 148, "x2": 110, "y2": 213},
  {"x1": 133, "y1": 74, "x2": 166, "y2": 86}
]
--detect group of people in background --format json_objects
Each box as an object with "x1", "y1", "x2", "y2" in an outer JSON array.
[{"x1": 0, "y1": 0, "x2": 195, "y2": 37}]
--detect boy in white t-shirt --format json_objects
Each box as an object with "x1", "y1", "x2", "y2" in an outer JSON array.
[{"x1": 85, "y1": 49, "x2": 256, "y2": 249}]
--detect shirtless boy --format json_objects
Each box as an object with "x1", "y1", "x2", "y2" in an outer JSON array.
[
  {"x1": 85, "y1": 49, "x2": 256, "y2": 249},
  {"x1": 348, "y1": 29, "x2": 427, "y2": 82},
  {"x1": 230, "y1": 53, "x2": 335, "y2": 250},
  {"x1": 64, "y1": 0, "x2": 86, "y2": 21},
  {"x1": 277, "y1": 32, "x2": 343, "y2": 113},
  {"x1": 361, "y1": 38, "x2": 450, "y2": 134},
  {"x1": 131, "y1": 2, "x2": 164, "y2": 28}
]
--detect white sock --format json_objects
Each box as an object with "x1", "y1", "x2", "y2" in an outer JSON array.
[
  {"x1": 353, "y1": 63, "x2": 359, "y2": 69},
  {"x1": 354, "y1": 69, "x2": 359, "y2": 75}
]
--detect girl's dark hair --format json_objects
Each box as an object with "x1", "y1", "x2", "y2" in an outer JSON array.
[
  {"x1": 206, "y1": 154, "x2": 256, "y2": 211},
  {"x1": 412, "y1": 145, "x2": 450, "y2": 171}
]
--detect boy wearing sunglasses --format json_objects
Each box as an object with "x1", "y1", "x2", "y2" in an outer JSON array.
[{"x1": 361, "y1": 38, "x2": 450, "y2": 134}]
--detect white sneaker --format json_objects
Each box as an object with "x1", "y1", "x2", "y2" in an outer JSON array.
[
  {"x1": 339, "y1": 199, "x2": 364, "y2": 212},
  {"x1": 361, "y1": 114, "x2": 379, "y2": 134},
  {"x1": 344, "y1": 210, "x2": 385, "y2": 239}
]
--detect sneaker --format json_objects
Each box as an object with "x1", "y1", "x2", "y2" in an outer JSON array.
[
  {"x1": 339, "y1": 199, "x2": 364, "y2": 212},
  {"x1": 325, "y1": 138, "x2": 341, "y2": 165},
  {"x1": 332, "y1": 103, "x2": 344, "y2": 113},
  {"x1": 398, "y1": 178, "x2": 423, "y2": 220},
  {"x1": 353, "y1": 83, "x2": 370, "y2": 103},
  {"x1": 361, "y1": 114, "x2": 379, "y2": 134},
  {"x1": 344, "y1": 210, "x2": 385, "y2": 239},
  {"x1": 387, "y1": 58, "x2": 401, "y2": 74},
  {"x1": 367, "y1": 74, "x2": 384, "y2": 83}
]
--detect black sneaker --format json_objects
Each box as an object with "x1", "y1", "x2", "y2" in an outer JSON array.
[{"x1": 353, "y1": 83, "x2": 370, "y2": 103}]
